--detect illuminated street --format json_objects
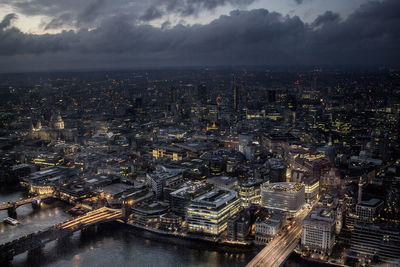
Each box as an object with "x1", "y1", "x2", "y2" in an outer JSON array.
[{"x1": 247, "y1": 207, "x2": 311, "y2": 267}]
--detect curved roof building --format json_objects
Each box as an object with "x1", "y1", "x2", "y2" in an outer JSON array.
[{"x1": 261, "y1": 182, "x2": 305, "y2": 214}]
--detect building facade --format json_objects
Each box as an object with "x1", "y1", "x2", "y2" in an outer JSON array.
[
  {"x1": 261, "y1": 182, "x2": 305, "y2": 214},
  {"x1": 301, "y1": 209, "x2": 336, "y2": 254},
  {"x1": 349, "y1": 223, "x2": 400, "y2": 265},
  {"x1": 186, "y1": 188, "x2": 241, "y2": 235},
  {"x1": 239, "y1": 179, "x2": 263, "y2": 207}
]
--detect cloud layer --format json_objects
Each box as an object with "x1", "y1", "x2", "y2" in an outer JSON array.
[
  {"x1": 0, "y1": 0, "x2": 256, "y2": 30},
  {"x1": 0, "y1": 0, "x2": 399, "y2": 71}
]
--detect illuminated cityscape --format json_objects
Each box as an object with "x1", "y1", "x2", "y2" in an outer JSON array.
[{"x1": 0, "y1": 0, "x2": 400, "y2": 267}]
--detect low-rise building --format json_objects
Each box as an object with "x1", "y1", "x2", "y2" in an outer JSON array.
[
  {"x1": 21, "y1": 166, "x2": 76, "y2": 194},
  {"x1": 206, "y1": 176, "x2": 238, "y2": 190},
  {"x1": 131, "y1": 201, "x2": 169, "y2": 227},
  {"x1": 227, "y1": 209, "x2": 251, "y2": 241},
  {"x1": 160, "y1": 213, "x2": 183, "y2": 232},
  {"x1": 152, "y1": 145, "x2": 185, "y2": 161},
  {"x1": 255, "y1": 212, "x2": 286, "y2": 244},
  {"x1": 169, "y1": 182, "x2": 213, "y2": 217},
  {"x1": 146, "y1": 165, "x2": 184, "y2": 199}
]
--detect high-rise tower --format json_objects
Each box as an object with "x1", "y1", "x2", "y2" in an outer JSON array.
[
  {"x1": 197, "y1": 83, "x2": 207, "y2": 105},
  {"x1": 168, "y1": 86, "x2": 177, "y2": 104},
  {"x1": 167, "y1": 86, "x2": 177, "y2": 113},
  {"x1": 232, "y1": 75, "x2": 238, "y2": 112}
]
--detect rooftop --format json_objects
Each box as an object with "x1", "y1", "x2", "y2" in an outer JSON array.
[
  {"x1": 192, "y1": 188, "x2": 238, "y2": 208},
  {"x1": 359, "y1": 198, "x2": 383, "y2": 208},
  {"x1": 263, "y1": 182, "x2": 304, "y2": 192}
]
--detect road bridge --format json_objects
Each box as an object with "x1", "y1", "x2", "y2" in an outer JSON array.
[
  {"x1": 0, "y1": 193, "x2": 54, "y2": 218},
  {"x1": 246, "y1": 207, "x2": 311, "y2": 267},
  {"x1": 0, "y1": 207, "x2": 122, "y2": 262}
]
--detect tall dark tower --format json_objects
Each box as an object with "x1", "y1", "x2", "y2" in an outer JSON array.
[
  {"x1": 197, "y1": 83, "x2": 207, "y2": 105},
  {"x1": 167, "y1": 86, "x2": 177, "y2": 113},
  {"x1": 232, "y1": 75, "x2": 238, "y2": 112},
  {"x1": 311, "y1": 75, "x2": 317, "y2": 91},
  {"x1": 267, "y1": 89, "x2": 276, "y2": 103},
  {"x1": 168, "y1": 86, "x2": 177, "y2": 104}
]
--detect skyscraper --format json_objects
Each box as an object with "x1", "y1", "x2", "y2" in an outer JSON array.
[
  {"x1": 232, "y1": 75, "x2": 238, "y2": 112},
  {"x1": 167, "y1": 86, "x2": 177, "y2": 113},
  {"x1": 168, "y1": 86, "x2": 177, "y2": 104},
  {"x1": 197, "y1": 83, "x2": 207, "y2": 105}
]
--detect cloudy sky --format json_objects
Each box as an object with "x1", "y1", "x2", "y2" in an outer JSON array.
[{"x1": 0, "y1": 0, "x2": 398, "y2": 72}]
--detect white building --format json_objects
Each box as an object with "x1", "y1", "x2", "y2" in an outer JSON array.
[
  {"x1": 255, "y1": 212, "x2": 286, "y2": 244},
  {"x1": 301, "y1": 208, "x2": 336, "y2": 253},
  {"x1": 186, "y1": 188, "x2": 241, "y2": 235}
]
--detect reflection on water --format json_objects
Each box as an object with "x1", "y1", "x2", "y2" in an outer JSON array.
[
  {"x1": 0, "y1": 187, "x2": 72, "y2": 244},
  {"x1": 8, "y1": 223, "x2": 258, "y2": 267}
]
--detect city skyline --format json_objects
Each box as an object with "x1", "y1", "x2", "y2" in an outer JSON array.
[{"x1": 0, "y1": 1, "x2": 400, "y2": 267}]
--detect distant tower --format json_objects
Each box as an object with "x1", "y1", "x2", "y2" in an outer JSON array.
[
  {"x1": 312, "y1": 75, "x2": 317, "y2": 91},
  {"x1": 267, "y1": 89, "x2": 276, "y2": 103},
  {"x1": 168, "y1": 86, "x2": 177, "y2": 112},
  {"x1": 197, "y1": 83, "x2": 207, "y2": 105},
  {"x1": 168, "y1": 86, "x2": 177, "y2": 104},
  {"x1": 232, "y1": 75, "x2": 238, "y2": 112}
]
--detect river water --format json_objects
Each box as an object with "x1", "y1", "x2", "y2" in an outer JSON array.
[{"x1": 0, "y1": 186, "x2": 329, "y2": 267}]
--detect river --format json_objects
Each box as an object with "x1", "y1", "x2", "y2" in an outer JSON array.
[{"x1": 0, "y1": 186, "x2": 330, "y2": 267}]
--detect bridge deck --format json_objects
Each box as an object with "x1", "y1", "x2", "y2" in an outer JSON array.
[
  {"x1": 247, "y1": 207, "x2": 311, "y2": 267},
  {"x1": 0, "y1": 193, "x2": 54, "y2": 210},
  {"x1": 0, "y1": 207, "x2": 122, "y2": 260}
]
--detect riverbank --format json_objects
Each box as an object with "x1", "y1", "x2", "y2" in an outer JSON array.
[
  {"x1": 123, "y1": 221, "x2": 255, "y2": 253},
  {"x1": 295, "y1": 251, "x2": 347, "y2": 267},
  {"x1": 122, "y1": 221, "x2": 339, "y2": 266}
]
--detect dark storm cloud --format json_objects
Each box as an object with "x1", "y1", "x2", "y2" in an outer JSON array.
[
  {"x1": 160, "y1": 0, "x2": 256, "y2": 16},
  {"x1": 0, "y1": 0, "x2": 399, "y2": 71},
  {"x1": 76, "y1": 0, "x2": 106, "y2": 26},
  {"x1": 294, "y1": 0, "x2": 303, "y2": 4},
  {"x1": 44, "y1": 13, "x2": 72, "y2": 30},
  {"x1": 312, "y1": 11, "x2": 340, "y2": 28},
  {"x1": 0, "y1": 13, "x2": 17, "y2": 30},
  {"x1": 140, "y1": 7, "x2": 164, "y2": 21},
  {"x1": 0, "y1": 0, "x2": 256, "y2": 30},
  {"x1": 0, "y1": 0, "x2": 110, "y2": 29}
]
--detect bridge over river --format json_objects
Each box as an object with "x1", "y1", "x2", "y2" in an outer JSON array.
[
  {"x1": 0, "y1": 207, "x2": 122, "y2": 262},
  {"x1": 0, "y1": 193, "x2": 55, "y2": 218}
]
